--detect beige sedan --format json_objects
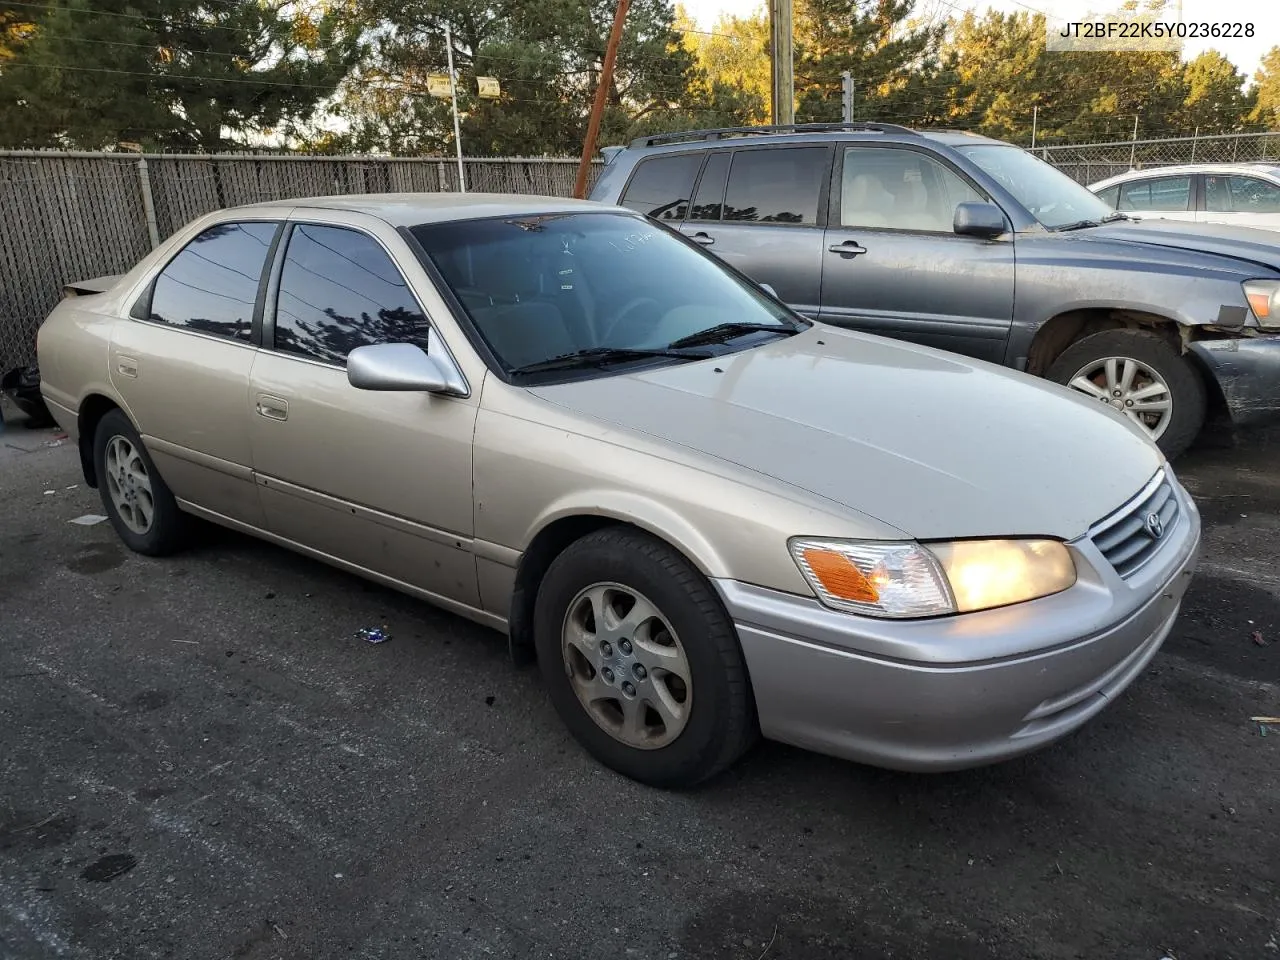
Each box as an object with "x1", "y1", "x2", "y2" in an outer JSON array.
[{"x1": 38, "y1": 194, "x2": 1200, "y2": 786}]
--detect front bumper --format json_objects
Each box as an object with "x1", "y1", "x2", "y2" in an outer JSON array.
[
  {"x1": 1191, "y1": 335, "x2": 1280, "y2": 427},
  {"x1": 714, "y1": 472, "x2": 1201, "y2": 772}
]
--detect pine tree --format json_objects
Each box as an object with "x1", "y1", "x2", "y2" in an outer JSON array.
[{"x1": 0, "y1": 1, "x2": 362, "y2": 150}]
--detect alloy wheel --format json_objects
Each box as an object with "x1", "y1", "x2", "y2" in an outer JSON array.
[{"x1": 1068, "y1": 355, "x2": 1173, "y2": 440}]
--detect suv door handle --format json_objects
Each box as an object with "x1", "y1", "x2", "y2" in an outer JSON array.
[
  {"x1": 690, "y1": 232, "x2": 716, "y2": 246},
  {"x1": 255, "y1": 395, "x2": 289, "y2": 421},
  {"x1": 828, "y1": 240, "x2": 867, "y2": 257}
]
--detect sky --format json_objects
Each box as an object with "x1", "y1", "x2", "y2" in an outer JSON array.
[{"x1": 679, "y1": 0, "x2": 1279, "y2": 78}]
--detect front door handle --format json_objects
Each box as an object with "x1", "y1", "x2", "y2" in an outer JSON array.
[
  {"x1": 690, "y1": 232, "x2": 716, "y2": 246},
  {"x1": 255, "y1": 395, "x2": 289, "y2": 421},
  {"x1": 828, "y1": 240, "x2": 867, "y2": 257}
]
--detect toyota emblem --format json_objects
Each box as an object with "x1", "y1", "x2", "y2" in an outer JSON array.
[{"x1": 1145, "y1": 512, "x2": 1164, "y2": 540}]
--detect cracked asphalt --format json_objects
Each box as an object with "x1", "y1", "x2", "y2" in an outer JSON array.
[{"x1": 1, "y1": 413, "x2": 1277, "y2": 960}]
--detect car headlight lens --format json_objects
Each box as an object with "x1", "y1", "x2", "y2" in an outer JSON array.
[
  {"x1": 789, "y1": 537, "x2": 1076, "y2": 618},
  {"x1": 1244, "y1": 280, "x2": 1280, "y2": 329}
]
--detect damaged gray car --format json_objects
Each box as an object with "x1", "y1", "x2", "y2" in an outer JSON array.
[{"x1": 591, "y1": 125, "x2": 1280, "y2": 457}]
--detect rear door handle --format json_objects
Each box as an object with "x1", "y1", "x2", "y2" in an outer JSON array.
[
  {"x1": 828, "y1": 240, "x2": 867, "y2": 257},
  {"x1": 115, "y1": 356, "x2": 138, "y2": 378},
  {"x1": 690, "y1": 232, "x2": 716, "y2": 246},
  {"x1": 255, "y1": 395, "x2": 289, "y2": 421}
]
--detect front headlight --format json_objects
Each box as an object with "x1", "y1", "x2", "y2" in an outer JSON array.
[
  {"x1": 1244, "y1": 280, "x2": 1280, "y2": 330},
  {"x1": 789, "y1": 537, "x2": 1076, "y2": 619}
]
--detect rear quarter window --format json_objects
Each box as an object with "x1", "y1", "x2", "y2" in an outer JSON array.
[{"x1": 619, "y1": 154, "x2": 704, "y2": 221}]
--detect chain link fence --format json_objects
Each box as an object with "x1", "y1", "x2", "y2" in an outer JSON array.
[
  {"x1": 1038, "y1": 131, "x2": 1280, "y2": 185},
  {"x1": 0, "y1": 152, "x2": 598, "y2": 373},
  {"x1": 5, "y1": 134, "x2": 1280, "y2": 373}
]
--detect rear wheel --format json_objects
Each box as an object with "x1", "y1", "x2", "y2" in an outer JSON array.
[
  {"x1": 534, "y1": 527, "x2": 757, "y2": 787},
  {"x1": 93, "y1": 409, "x2": 188, "y2": 555},
  {"x1": 1047, "y1": 328, "x2": 1206, "y2": 459}
]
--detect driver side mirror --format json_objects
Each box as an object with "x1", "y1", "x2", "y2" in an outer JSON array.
[
  {"x1": 347, "y1": 340, "x2": 468, "y2": 396},
  {"x1": 759, "y1": 282, "x2": 779, "y2": 298},
  {"x1": 954, "y1": 201, "x2": 1008, "y2": 239}
]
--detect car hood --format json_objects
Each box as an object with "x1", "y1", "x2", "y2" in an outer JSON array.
[
  {"x1": 529, "y1": 326, "x2": 1162, "y2": 541},
  {"x1": 1079, "y1": 219, "x2": 1280, "y2": 273}
]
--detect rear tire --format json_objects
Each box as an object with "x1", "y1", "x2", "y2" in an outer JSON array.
[
  {"x1": 1047, "y1": 328, "x2": 1206, "y2": 459},
  {"x1": 534, "y1": 527, "x2": 757, "y2": 788},
  {"x1": 93, "y1": 409, "x2": 189, "y2": 556}
]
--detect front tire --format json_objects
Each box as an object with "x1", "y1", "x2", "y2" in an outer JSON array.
[
  {"x1": 1047, "y1": 328, "x2": 1206, "y2": 459},
  {"x1": 534, "y1": 527, "x2": 757, "y2": 787},
  {"x1": 93, "y1": 409, "x2": 188, "y2": 556}
]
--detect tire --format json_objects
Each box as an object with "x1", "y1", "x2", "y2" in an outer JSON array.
[
  {"x1": 1046, "y1": 328, "x2": 1207, "y2": 459},
  {"x1": 93, "y1": 409, "x2": 189, "y2": 556},
  {"x1": 534, "y1": 527, "x2": 757, "y2": 788}
]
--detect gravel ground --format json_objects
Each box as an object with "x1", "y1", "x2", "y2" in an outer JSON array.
[{"x1": 1, "y1": 415, "x2": 1277, "y2": 960}]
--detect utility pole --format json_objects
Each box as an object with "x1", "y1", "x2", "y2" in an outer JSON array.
[
  {"x1": 841, "y1": 71, "x2": 854, "y2": 123},
  {"x1": 1129, "y1": 114, "x2": 1139, "y2": 169},
  {"x1": 574, "y1": 0, "x2": 630, "y2": 199},
  {"x1": 444, "y1": 23, "x2": 466, "y2": 192},
  {"x1": 1030, "y1": 105, "x2": 1038, "y2": 148},
  {"x1": 769, "y1": 0, "x2": 794, "y2": 125}
]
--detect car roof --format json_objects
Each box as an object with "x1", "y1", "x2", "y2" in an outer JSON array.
[
  {"x1": 236, "y1": 192, "x2": 608, "y2": 227},
  {"x1": 1089, "y1": 163, "x2": 1280, "y2": 189},
  {"x1": 613, "y1": 125, "x2": 1007, "y2": 154}
]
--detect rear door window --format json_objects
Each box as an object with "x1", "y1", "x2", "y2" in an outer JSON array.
[
  {"x1": 722, "y1": 148, "x2": 829, "y2": 225},
  {"x1": 619, "y1": 154, "x2": 704, "y2": 221},
  {"x1": 272, "y1": 224, "x2": 431, "y2": 366},
  {"x1": 147, "y1": 221, "x2": 278, "y2": 341},
  {"x1": 1117, "y1": 176, "x2": 1191, "y2": 212}
]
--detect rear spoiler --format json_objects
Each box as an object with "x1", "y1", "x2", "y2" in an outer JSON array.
[
  {"x1": 599, "y1": 146, "x2": 625, "y2": 164},
  {"x1": 62, "y1": 275, "x2": 122, "y2": 298}
]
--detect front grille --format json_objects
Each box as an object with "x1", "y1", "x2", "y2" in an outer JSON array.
[{"x1": 1090, "y1": 471, "x2": 1180, "y2": 578}]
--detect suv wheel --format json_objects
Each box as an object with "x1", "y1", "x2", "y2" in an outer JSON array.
[
  {"x1": 534, "y1": 527, "x2": 757, "y2": 787},
  {"x1": 1047, "y1": 328, "x2": 1206, "y2": 459}
]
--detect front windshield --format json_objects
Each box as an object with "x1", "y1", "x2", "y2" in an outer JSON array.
[
  {"x1": 410, "y1": 212, "x2": 801, "y2": 375},
  {"x1": 957, "y1": 144, "x2": 1115, "y2": 229}
]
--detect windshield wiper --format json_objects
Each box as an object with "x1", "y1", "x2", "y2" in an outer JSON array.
[
  {"x1": 1054, "y1": 219, "x2": 1103, "y2": 232},
  {"x1": 667, "y1": 322, "x2": 795, "y2": 349},
  {"x1": 508, "y1": 346, "x2": 712, "y2": 375},
  {"x1": 1100, "y1": 212, "x2": 1133, "y2": 223}
]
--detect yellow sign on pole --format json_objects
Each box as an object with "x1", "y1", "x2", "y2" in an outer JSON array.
[
  {"x1": 427, "y1": 74, "x2": 453, "y2": 99},
  {"x1": 476, "y1": 76, "x2": 501, "y2": 99}
]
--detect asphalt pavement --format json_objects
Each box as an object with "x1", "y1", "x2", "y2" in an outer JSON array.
[{"x1": 1, "y1": 415, "x2": 1277, "y2": 960}]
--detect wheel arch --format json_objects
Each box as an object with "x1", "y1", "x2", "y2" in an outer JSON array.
[
  {"x1": 1024, "y1": 307, "x2": 1187, "y2": 378},
  {"x1": 76, "y1": 392, "x2": 127, "y2": 488},
  {"x1": 506, "y1": 501, "x2": 729, "y2": 655}
]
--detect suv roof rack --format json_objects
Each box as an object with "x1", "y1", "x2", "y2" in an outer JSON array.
[{"x1": 630, "y1": 122, "x2": 919, "y2": 148}]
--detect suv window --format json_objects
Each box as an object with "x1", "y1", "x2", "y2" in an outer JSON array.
[
  {"x1": 619, "y1": 154, "x2": 703, "y2": 221},
  {"x1": 689, "y1": 152, "x2": 730, "y2": 221},
  {"x1": 1116, "y1": 176, "x2": 1191, "y2": 212},
  {"x1": 723, "y1": 148, "x2": 828, "y2": 224},
  {"x1": 148, "y1": 221, "x2": 278, "y2": 340},
  {"x1": 840, "y1": 147, "x2": 983, "y2": 232},
  {"x1": 273, "y1": 224, "x2": 431, "y2": 366},
  {"x1": 1206, "y1": 174, "x2": 1280, "y2": 214}
]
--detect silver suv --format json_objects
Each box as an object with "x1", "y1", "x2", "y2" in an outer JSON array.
[{"x1": 590, "y1": 123, "x2": 1280, "y2": 458}]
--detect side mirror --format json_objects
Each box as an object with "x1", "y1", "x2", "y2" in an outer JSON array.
[
  {"x1": 954, "y1": 201, "x2": 1008, "y2": 239},
  {"x1": 347, "y1": 342, "x2": 467, "y2": 395},
  {"x1": 759, "y1": 282, "x2": 779, "y2": 298}
]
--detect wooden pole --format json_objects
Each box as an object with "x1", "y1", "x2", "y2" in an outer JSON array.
[
  {"x1": 574, "y1": 0, "x2": 630, "y2": 199},
  {"x1": 769, "y1": 0, "x2": 794, "y2": 125}
]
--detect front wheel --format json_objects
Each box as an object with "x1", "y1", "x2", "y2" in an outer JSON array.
[
  {"x1": 1047, "y1": 328, "x2": 1207, "y2": 459},
  {"x1": 534, "y1": 527, "x2": 757, "y2": 787}
]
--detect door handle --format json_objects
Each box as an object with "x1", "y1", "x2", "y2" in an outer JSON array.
[
  {"x1": 690, "y1": 232, "x2": 716, "y2": 246},
  {"x1": 255, "y1": 395, "x2": 289, "y2": 421},
  {"x1": 115, "y1": 356, "x2": 138, "y2": 378},
  {"x1": 828, "y1": 240, "x2": 867, "y2": 257}
]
